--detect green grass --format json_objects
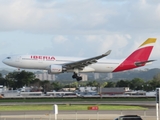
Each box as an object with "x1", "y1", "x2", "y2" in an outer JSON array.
[
  {"x1": 0, "y1": 104, "x2": 147, "y2": 111},
  {"x1": 0, "y1": 97, "x2": 156, "y2": 103}
]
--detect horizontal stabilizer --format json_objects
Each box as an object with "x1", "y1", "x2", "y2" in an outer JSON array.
[{"x1": 135, "y1": 60, "x2": 156, "y2": 67}]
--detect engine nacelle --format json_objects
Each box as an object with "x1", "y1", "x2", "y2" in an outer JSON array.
[{"x1": 48, "y1": 65, "x2": 64, "y2": 74}]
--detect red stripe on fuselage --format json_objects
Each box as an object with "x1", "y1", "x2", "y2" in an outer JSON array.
[{"x1": 113, "y1": 46, "x2": 153, "y2": 72}]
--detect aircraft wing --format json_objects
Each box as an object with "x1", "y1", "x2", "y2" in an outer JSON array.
[{"x1": 64, "y1": 50, "x2": 111, "y2": 70}]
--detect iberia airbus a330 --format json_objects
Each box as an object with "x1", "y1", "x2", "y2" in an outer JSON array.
[{"x1": 2, "y1": 38, "x2": 156, "y2": 81}]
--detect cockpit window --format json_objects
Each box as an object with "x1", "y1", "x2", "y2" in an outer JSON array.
[{"x1": 7, "y1": 57, "x2": 11, "y2": 59}]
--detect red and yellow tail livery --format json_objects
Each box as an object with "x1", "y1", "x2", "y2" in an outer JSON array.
[{"x1": 113, "y1": 38, "x2": 156, "y2": 72}]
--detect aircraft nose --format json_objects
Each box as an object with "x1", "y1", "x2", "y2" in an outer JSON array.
[
  {"x1": 2, "y1": 59, "x2": 7, "y2": 64},
  {"x1": 2, "y1": 57, "x2": 11, "y2": 65}
]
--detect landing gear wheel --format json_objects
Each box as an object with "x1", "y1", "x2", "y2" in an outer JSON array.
[
  {"x1": 72, "y1": 72, "x2": 82, "y2": 81},
  {"x1": 72, "y1": 72, "x2": 78, "y2": 79},
  {"x1": 76, "y1": 76, "x2": 82, "y2": 81},
  {"x1": 72, "y1": 74, "x2": 77, "y2": 79}
]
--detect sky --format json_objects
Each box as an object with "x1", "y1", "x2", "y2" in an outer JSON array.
[{"x1": 0, "y1": 0, "x2": 160, "y2": 69}]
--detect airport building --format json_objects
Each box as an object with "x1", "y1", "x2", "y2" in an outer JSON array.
[
  {"x1": 98, "y1": 87, "x2": 129, "y2": 95},
  {"x1": 80, "y1": 74, "x2": 88, "y2": 81},
  {"x1": 79, "y1": 87, "x2": 97, "y2": 92},
  {"x1": 94, "y1": 73, "x2": 100, "y2": 79},
  {"x1": 35, "y1": 72, "x2": 56, "y2": 81},
  {"x1": 0, "y1": 85, "x2": 3, "y2": 93},
  {"x1": 107, "y1": 73, "x2": 113, "y2": 80}
]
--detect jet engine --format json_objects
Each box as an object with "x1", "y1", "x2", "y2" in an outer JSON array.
[{"x1": 48, "y1": 65, "x2": 66, "y2": 74}]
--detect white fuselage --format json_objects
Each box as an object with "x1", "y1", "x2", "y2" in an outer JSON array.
[{"x1": 2, "y1": 55, "x2": 122, "y2": 73}]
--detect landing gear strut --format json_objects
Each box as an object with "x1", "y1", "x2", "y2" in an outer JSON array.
[{"x1": 72, "y1": 72, "x2": 82, "y2": 81}]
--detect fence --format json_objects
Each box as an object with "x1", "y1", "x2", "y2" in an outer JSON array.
[{"x1": 0, "y1": 109, "x2": 158, "y2": 120}]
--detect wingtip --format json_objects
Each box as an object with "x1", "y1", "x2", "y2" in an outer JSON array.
[{"x1": 104, "y1": 50, "x2": 111, "y2": 56}]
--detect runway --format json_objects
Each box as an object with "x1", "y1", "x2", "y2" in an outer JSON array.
[
  {"x1": 0, "y1": 101, "x2": 156, "y2": 107},
  {"x1": 0, "y1": 109, "x2": 157, "y2": 120},
  {"x1": 0, "y1": 101, "x2": 157, "y2": 120}
]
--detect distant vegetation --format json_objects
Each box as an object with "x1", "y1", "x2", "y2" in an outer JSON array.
[
  {"x1": 0, "y1": 69, "x2": 160, "y2": 92},
  {"x1": 56, "y1": 68, "x2": 160, "y2": 81}
]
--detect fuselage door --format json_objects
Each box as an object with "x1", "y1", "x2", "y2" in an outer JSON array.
[{"x1": 15, "y1": 56, "x2": 21, "y2": 62}]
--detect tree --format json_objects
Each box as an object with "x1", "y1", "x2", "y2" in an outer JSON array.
[
  {"x1": 30, "y1": 78, "x2": 41, "y2": 87},
  {"x1": 146, "y1": 73, "x2": 160, "y2": 90},
  {"x1": 5, "y1": 70, "x2": 36, "y2": 89},
  {"x1": 86, "y1": 81, "x2": 99, "y2": 87},
  {"x1": 104, "y1": 81, "x2": 116, "y2": 87},
  {"x1": 116, "y1": 80, "x2": 130, "y2": 87},
  {"x1": 40, "y1": 80, "x2": 53, "y2": 92},
  {"x1": 149, "y1": 79, "x2": 160, "y2": 90},
  {"x1": 143, "y1": 81, "x2": 153, "y2": 91},
  {"x1": 70, "y1": 81, "x2": 79, "y2": 88},
  {"x1": 0, "y1": 73, "x2": 5, "y2": 85},
  {"x1": 129, "y1": 78, "x2": 145, "y2": 90},
  {"x1": 100, "y1": 82, "x2": 108, "y2": 88},
  {"x1": 52, "y1": 81, "x2": 63, "y2": 91},
  {"x1": 153, "y1": 73, "x2": 160, "y2": 81},
  {"x1": 18, "y1": 70, "x2": 35, "y2": 86},
  {"x1": 5, "y1": 72, "x2": 18, "y2": 89}
]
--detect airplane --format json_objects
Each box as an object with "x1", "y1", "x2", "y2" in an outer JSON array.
[{"x1": 2, "y1": 38, "x2": 156, "y2": 81}]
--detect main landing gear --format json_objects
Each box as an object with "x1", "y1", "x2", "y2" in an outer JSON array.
[{"x1": 72, "y1": 72, "x2": 82, "y2": 81}]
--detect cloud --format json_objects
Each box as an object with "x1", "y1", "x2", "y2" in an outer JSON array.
[
  {"x1": 52, "y1": 35, "x2": 68, "y2": 43},
  {"x1": 0, "y1": 0, "x2": 159, "y2": 36},
  {"x1": 0, "y1": 0, "x2": 160, "y2": 69}
]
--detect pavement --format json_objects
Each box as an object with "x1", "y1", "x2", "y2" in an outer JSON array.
[
  {"x1": 0, "y1": 101, "x2": 158, "y2": 120},
  {"x1": 0, "y1": 109, "x2": 158, "y2": 120},
  {"x1": 0, "y1": 101, "x2": 156, "y2": 106}
]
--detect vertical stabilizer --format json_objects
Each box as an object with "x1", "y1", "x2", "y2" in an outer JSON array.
[{"x1": 113, "y1": 38, "x2": 156, "y2": 72}]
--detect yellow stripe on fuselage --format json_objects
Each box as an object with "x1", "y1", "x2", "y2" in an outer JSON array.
[{"x1": 139, "y1": 38, "x2": 156, "y2": 47}]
